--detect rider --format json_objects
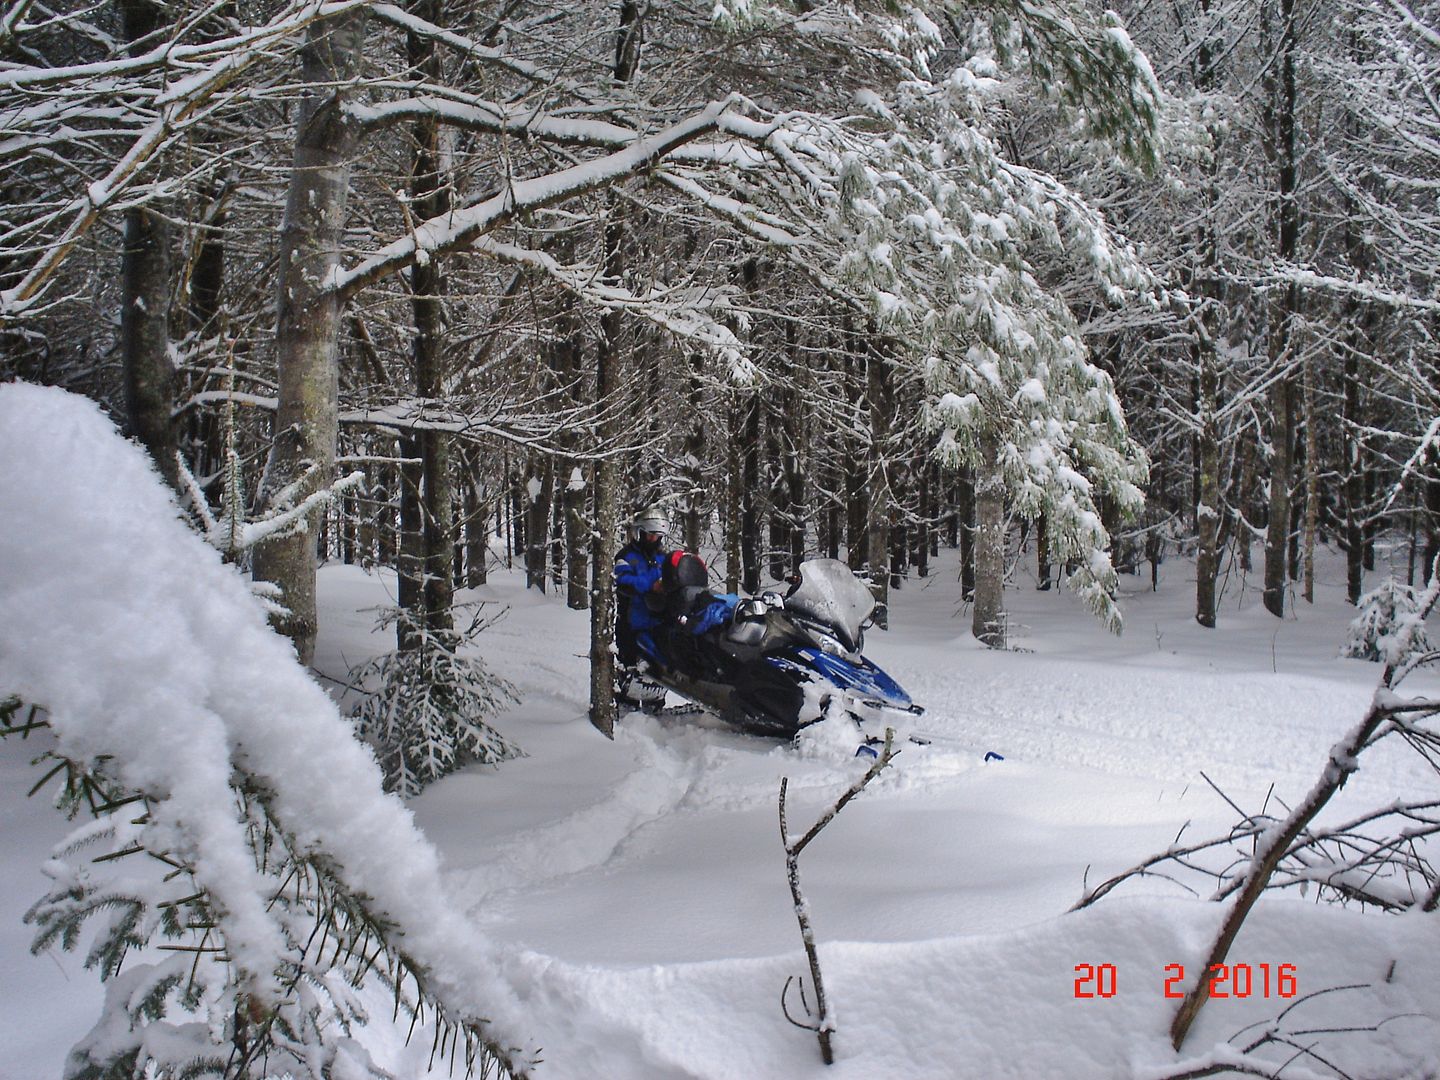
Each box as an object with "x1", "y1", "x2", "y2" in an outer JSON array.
[{"x1": 613, "y1": 505, "x2": 671, "y2": 704}]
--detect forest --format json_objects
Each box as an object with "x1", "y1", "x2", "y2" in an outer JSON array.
[{"x1": 2, "y1": 0, "x2": 1439, "y2": 1077}]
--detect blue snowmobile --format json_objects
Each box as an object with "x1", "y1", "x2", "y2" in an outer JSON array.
[{"x1": 631, "y1": 556, "x2": 924, "y2": 741}]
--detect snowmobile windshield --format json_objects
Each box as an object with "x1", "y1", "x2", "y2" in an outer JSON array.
[{"x1": 783, "y1": 558, "x2": 876, "y2": 653}]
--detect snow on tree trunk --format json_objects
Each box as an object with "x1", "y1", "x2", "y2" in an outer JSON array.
[{"x1": 252, "y1": 10, "x2": 365, "y2": 665}]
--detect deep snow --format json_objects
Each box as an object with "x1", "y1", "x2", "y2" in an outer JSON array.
[{"x1": 2, "y1": 382, "x2": 1438, "y2": 1079}]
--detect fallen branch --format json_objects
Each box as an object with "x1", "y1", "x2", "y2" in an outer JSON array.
[{"x1": 778, "y1": 728, "x2": 898, "y2": 1065}]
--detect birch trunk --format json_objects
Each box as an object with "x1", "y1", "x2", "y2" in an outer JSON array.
[{"x1": 251, "y1": 10, "x2": 364, "y2": 664}]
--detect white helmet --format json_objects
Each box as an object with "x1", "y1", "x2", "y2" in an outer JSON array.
[{"x1": 632, "y1": 505, "x2": 667, "y2": 538}]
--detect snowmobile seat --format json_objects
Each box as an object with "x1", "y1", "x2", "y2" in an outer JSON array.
[{"x1": 725, "y1": 615, "x2": 766, "y2": 646}]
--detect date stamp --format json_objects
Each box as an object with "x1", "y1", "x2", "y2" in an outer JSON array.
[{"x1": 1073, "y1": 962, "x2": 1298, "y2": 1000}]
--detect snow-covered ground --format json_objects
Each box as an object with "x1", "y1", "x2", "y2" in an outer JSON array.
[
  {"x1": 315, "y1": 548, "x2": 1438, "y2": 1080},
  {"x1": 3, "y1": 384, "x2": 1438, "y2": 1078}
]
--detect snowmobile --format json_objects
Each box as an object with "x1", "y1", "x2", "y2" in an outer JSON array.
[{"x1": 628, "y1": 556, "x2": 925, "y2": 744}]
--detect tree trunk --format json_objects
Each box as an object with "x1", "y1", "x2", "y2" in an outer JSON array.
[
  {"x1": 589, "y1": 212, "x2": 625, "y2": 737},
  {"x1": 119, "y1": 0, "x2": 176, "y2": 491},
  {"x1": 1301, "y1": 352, "x2": 1319, "y2": 603},
  {"x1": 121, "y1": 204, "x2": 177, "y2": 490},
  {"x1": 1341, "y1": 242, "x2": 1372, "y2": 603},
  {"x1": 1194, "y1": 333, "x2": 1221, "y2": 627},
  {"x1": 1036, "y1": 511, "x2": 1053, "y2": 592},
  {"x1": 464, "y1": 467, "x2": 488, "y2": 588},
  {"x1": 740, "y1": 390, "x2": 762, "y2": 593},
  {"x1": 409, "y1": 2, "x2": 453, "y2": 635},
  {"x1": 251, "y1": 10, "x2": 364, "y2": 665},
  {"x1": 682, "y1": 353, "x2": 706, "y2": 553},
  {"x1": 958, "y1": 469, "x2": 975, "y2": 602},
  {"x1": 780, "y1": 340, "x2": 806, "y2": 576},
  {"x1": 1191, "y1": 10, "x2": 1223, "y2": 627},
  {"x1": 845, "y1": 346, "x2": 866, "y2": 570},
  {"x1": 724, "y1": 398, "x2": 743, "y2": 595},
  {"x1": 564, "y1": 462, "x2": 588, "y2": 608},
  {"x1": 397, "y1": 438, "x2": 423, "y2": 649},
  {"x1": 914, "y1": 459, "x2": 931, "y2": 580},
  {"x1": 588, "y1": 0, "x2": 646, "y2": 736},
  {"x1": 1424, "y1": 453, "x2": 1440, "y2": 585},
  {"x1": 865, "y1": 343, "x2": 892, "y2": 624},
  {"x1": 525, "y1": 458, "x2": 555, "y2": 591},
  {"x1": 972, "y1": 434, "x2": 1005, "y2": 646},
  {"x1": 1260, "y1": 0, "x2": 1300, "y2": 621},
  {"x1": 1263, "y1": 376, "x2": 1295, "y2": 618}
]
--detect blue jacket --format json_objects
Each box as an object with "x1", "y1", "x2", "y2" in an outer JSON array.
[
  {"x1": 685, "y1": 592, "x2": 739, "y2": 635},
  {"x1": 614, "y1": 542, "x2": 667, "y2": 631}
]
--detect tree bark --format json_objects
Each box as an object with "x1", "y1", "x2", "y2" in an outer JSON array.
[
  {"x1": 972, "y1": 433, "x2": 1005, "y2": 646},
  {"x1": 251, "y1": 10, "x2": 364, "y2": 665},
  {"x1": 1194, "y1": 333, "x2": 1221, "y2": 626},
  {"x1": 740, "y1": 390, "x2": 762, "y2": 593},
  {"x1": 682, "y1": 352, "x2": 706, "y2": 553},
  {"x1": 1263, "y1": 376, "x2": 1295, "y2": 619},
  {"x1": 525, "y1": 458, "x2": 555, "y2": 591},
  {"x1": 724, "y1": 397, "x2": 744, "y2": 595},
  {"x1": 464, "y1": 464, "x2": 488, "y2": 587},
  {"x1": 119, "y1": 0, "x2": 176, "y2": 491},
  {"x1": 865, "y1": 343, "x2": 892, "y2": 625},
  {"x1": 397, "y1": 436, "x2": 423, "y2": 648},
  {"x1": 409, "y1": 1, "x2": 454, "y2": 635},
  {"x1": 958, "y1": 469, "x2": 975, "y2": 602},
  {"x1": 120, "y1": 204, "x2": 177, "y2": 490},
  {"x1": 588, "y1": 0, "x2": 646, "y2": 736},
  {"x1": 589, "y1": 216, "x2": 624, "y2": 737},
  {"x1": 1191, "y1": 7, "x2": 1222, "y2": 627},
  {"x1": 1301, "y1": 352, "x2": 1319, "y2": 603},
  {"x1": 1260, "y1": 0, "x2": 1300, "y2": 621}
]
